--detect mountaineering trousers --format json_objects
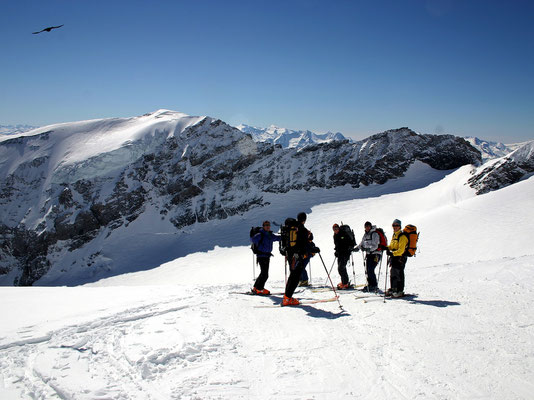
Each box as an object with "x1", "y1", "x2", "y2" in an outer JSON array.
[
  {"x1": 337, "y1": 253, "x2": 350, "y2": 285},
  {"x1": 285, "y1": 256, "x2": 310, "y2": 298},
  {"x1": 390, "y1": 254, "x2": 407, "y2": 292},
  {"x1": 254, "y1": 257, "x2": 270, "y2": 290},
  {"x1": 300, "y1": 264, "x2": 309, "y2": 282},
  {"x1": 365, "y1": 253, "x2": 380, "y2": 288}
]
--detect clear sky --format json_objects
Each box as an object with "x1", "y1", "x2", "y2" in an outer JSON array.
[{"x1": 1, "y1": 0, "x2": 533, "y2": 142}]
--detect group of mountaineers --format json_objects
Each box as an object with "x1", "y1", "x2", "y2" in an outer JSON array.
[{"x1": 250, "y1": 212, "x2": 418, "y2": 306}]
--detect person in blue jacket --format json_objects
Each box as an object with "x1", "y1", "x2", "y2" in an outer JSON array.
[{"x1": 250, "y1": 220, "x2": 281, "y2": 295}]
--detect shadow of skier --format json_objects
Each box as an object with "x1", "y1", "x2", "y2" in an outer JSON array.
[{"x1": 406, "y1": 299, "x2": 460, "y2": 307}]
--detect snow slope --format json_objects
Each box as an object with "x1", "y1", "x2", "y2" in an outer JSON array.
[
  {"x1": 0, "y1": 109, "x2": 204, "y2": 183},
  {"x1": 1, "y1": 168, "x2": 533, "y2": 399}
]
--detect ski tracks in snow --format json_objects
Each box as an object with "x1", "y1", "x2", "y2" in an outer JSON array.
[{"x1": 0, "y1": 292, "x2": 243, "y2": 399}]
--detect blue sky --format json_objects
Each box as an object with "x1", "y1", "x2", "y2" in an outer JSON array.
[{"x1": 1, "y1": 0, "x2": 533, "y2": 142}]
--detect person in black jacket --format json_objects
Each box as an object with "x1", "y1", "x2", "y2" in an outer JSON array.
[
  {"x1": 332, "y1": 223, "x2": 354, "y2": 289},
  {"x1": 250, "y1": 220, "x2": 280, "y2": 295},
  {"x1": 283, "y1": 212, "x2": 318, "y2": 306}
]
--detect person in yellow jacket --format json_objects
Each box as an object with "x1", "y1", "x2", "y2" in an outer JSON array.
[{"x1": 386, "y1": 219, "x2": 409, "y2": 297}]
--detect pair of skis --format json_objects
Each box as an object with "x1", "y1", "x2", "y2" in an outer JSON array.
[
  {"x1": 253, "y1": 296, "x2": 340, "y2": 308},
  {"x1": 310, "y1": 283, "x2": 366, "y2": 293},
  {"x1": 231, "y1": 290, "x2": 338, "y2": 308}
]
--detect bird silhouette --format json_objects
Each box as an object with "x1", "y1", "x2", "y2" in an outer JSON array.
[{"x1": 32, "y1": 25, "x2": 64, "y2": 34}]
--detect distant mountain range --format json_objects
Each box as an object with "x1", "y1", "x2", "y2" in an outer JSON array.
[
  {"x1": 0, "y1": 123, "x2": 519, "y2": 162},
  {"x1": 464, "y1": 137, "x2": 519, "y2": 161},
  {"x1": 236, "y1": 124, "x2": 349, "y2": 149},
  {"x1": 0, "y1": 124, "x2": 38, "y2": 135}
]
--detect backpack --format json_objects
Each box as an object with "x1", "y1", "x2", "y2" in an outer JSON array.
[
  {"x1": 279, "y1": 217, "x2": 299, "y2": 256},
  {"x1": 375, "y1": 227, "x2": 388, "y2": 251},
  {"x1": 250, "y1": 226, "x2": 263, "y2": 254},
  {"x1": 402, "y1": 224, "x2": 419, "y2": 257},
  {"x1": 339, "y1": 224, "x2": 356, "y2": 248}
]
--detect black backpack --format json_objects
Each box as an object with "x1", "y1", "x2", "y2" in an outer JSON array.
[
  {"x1": 279, "y1": 217, "x2": 299, "y2": 256},
  {"x1": 339, "y1": 224, "x2": 356, "y2": 248},
  {"x1": 250, "y1": 226, "x2": 263, "y2": 254}
]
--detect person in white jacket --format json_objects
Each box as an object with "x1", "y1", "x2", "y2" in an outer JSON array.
[{"x1": 354, "y1": 221, "x2": 382, "y2": 292}]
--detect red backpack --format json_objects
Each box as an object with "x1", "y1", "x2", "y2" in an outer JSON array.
[{"x1": 375, "y1": 227, "x2": 388, "y2": 251}]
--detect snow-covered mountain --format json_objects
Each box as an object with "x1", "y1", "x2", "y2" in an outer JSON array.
[
  {"x1": 468, "y1": 140, "x2": 534, "y2": 194},
  {"x1": 464, "y1": 136, "x2": 515, "y2": 161},
  {"x1": 0, "y1": 110, "x2": 481, "y2": 285},
  {"x1": 236, "y1": 123, "x2": 349, "y2": 148},
  {"x1": 1, "y1": 166, "x2": 533, "y2": 399},
  {"x1": 0, "y1": 124, "x2": 38, "y2": 135}
]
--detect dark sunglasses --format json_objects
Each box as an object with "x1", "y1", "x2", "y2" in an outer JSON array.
[
  {"x1": 392, "y1": 224, "x2": 400, "y2": 227},
  {"x1": 263, "y1": 224, "x2": 270, "y2": 227}
]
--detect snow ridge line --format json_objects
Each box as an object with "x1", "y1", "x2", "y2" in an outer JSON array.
[
  {"x1": 0, "y1": 302, "x2": 190, "y2": 351},
  {"x1": 0, "y1": 334, "x2": 53, "y2": 350}
]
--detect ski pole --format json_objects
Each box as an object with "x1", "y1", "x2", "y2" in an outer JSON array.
[
  {"x1": 324, "y1": 257, "x2": 336, "y2": 286},
  {"x1": 309, "y1": 259, "x2": 312, "y2": 286},
  {"x1": 319, "y1": 253, "x2": 343, "y2": 310},
  {"x1": 351, "y1": 253, "x2": 356, "y2": 286},
  {"x1": 376, "y1": 253, "x2": 384, "y2": 290},
  {"x1": 384, "y1": 255, "x2": 391, "y2": 303},
  {"x1": 284, "y1": 255, "x2": 288, "y2": 286},
  {"x1": 362, "y1": 251, "x2": 368, "y2": 288},
  {"x1": 252, "y1": 253, "x2": 255, "y2": 282}
]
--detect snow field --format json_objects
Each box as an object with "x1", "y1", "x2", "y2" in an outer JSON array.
[{"x1": 0, "y1": 170, "x2": 533, "y2": 399}]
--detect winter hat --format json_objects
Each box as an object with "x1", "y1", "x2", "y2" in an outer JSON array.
[
  {"x1": 332, "y1": 223, "x2": 340, "y2": 230},
  {"x1": 263, "y1": 220, "x2": 271, "y2": 226},
  {"x1": 364, "y1": 221, "x2": 372, "y2": 228},
  {"x1": 297, "y1": 212, "x2": 307, "y2": 222},
  {"x1": 392, "y1": 219, "x2": 402, "y2": 226}
]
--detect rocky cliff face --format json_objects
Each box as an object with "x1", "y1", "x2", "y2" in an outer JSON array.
[
  {"x1": 468, "y1": 141, "x2": 534, "y2": 194},
  {"x1": 0, "y1": 112, "x2": 481, "y2": 285}
]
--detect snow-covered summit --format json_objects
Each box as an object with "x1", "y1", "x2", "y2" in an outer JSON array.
[
  {"x1": 237, "y1": 123, "x2": 349, "y2": 148},
  {"x1": 0, "y1": 110, "x2": 208, "y2": 183}
]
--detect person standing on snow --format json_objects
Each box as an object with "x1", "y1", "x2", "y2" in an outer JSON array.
[
  {"x1": 332, "y1": 223, "x2": 353, "y2": 290},
  {"x1": 250, "y1": 220, "x2": 280, "y2": 295},
  {"x1": 354, "y1": 221, "x2": 381, "y2": 292},
  {"x1": 283, "y1": 212, "x2": 319, "y2": 306},
  {"x1": 386, "y1": 219, "x2": 408, "y2": 297}
]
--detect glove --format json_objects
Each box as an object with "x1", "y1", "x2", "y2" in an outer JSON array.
[
  {"x1": 361, "y1": 247, "x2": 369, "y2": 253},
  {"x1": 352, "y1": 246, "x2": 359, "y2": 253},
  {"x1": 334, "y1": 251, "x2": 339, "y2": 257},
  {"x1": 386, "y1": 250, "x2": 393, "y2": 257},
  {"x1": 312, "y1": 246, "x2": 320, "y2": 253}
]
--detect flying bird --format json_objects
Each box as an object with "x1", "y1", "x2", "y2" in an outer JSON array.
[{"x1": 32, "y1": 24, "x2": 64, "y2": 34}]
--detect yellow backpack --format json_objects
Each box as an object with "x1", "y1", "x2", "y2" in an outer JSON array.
[{"x1": 279, "y1": 218, "x2": 298, "y2": 256}]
